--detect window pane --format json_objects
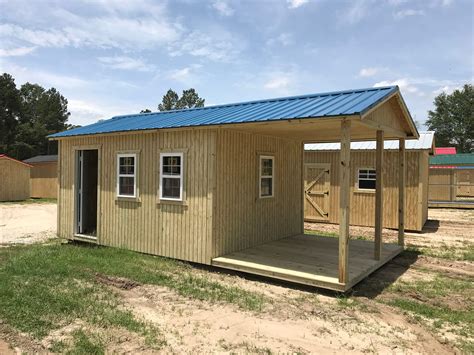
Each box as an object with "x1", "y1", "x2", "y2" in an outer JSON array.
[
  {"x1": 162, "y1": 177, "x2": 181, "y2": 198},
  {"x1": 119, "y1": 176, "x2": 135, "y2": 195},
  {"x1": 359, "y1": 179, "x2": 376, "y2": 190},
  {"x1": 119, "y1": 156, "x2": 135, "y2": 175},
  {"x1": 261, "y1": 177, "x2": 273, "y2": 196},
  {"x1": 162, "y1": 156, "x2": 181, "y2": 175},
  {"x1": 261, "y1": 158, "x2": 273, "y2": 176}
]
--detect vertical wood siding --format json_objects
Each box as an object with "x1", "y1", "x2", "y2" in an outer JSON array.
[
  {"x1": 30, "y1": 162, "x2": 58, "y2": 198},
  {"x1": 304, "y1": 150, "x2": 426, "y2": 231},
  {"x1": 212, "y1": 129, "x2": 303, "y2": 257},
  {"x1": 58, "y1": 130, "x2": 216, "y2": 264},
  {"x1": 0, "y1": 159, "x2": 30, "y2": 201}
]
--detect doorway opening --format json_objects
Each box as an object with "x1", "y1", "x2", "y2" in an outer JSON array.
[{"x1": 76, "y1": 149, "x2": 98, "y2": 238}]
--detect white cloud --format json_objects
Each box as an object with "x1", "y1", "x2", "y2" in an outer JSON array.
[
  {"x1": 432, "y1": 85, "x2": 462, "y2": 95},
  {"x1": 98, "y1": 56, "x2": 154, "y2": 72},
  {"x1": 68, "y1": 99, "x2": 138, "y2": 126},
  {"x1": 0, "y1": 62, "x2": 88, "y2": 89},
  {"x1": 0, "y1": 46, "x2": 37, "y2": 57},
  {"x1": 287, "y1": 0, "x2": 309, "y2": 9},
  {"x1": 340, "y1": 0, "x2": 373, "y2": 24},
  {"x1": 264, "y1": 75, "x2": 292, "y2": 90},
  {"x1": 394, "y1": 9, "x2": 425, "y2": 19},
  {"x1": 168, "y1": 30, "x2": 240, "y2": 62},
  {"x1": 267, "y1": 33, "x2": 293, "y2": 47},
  {"x1": 212, "y1": 0, "x2": 234, "y2": 16},
  {"x1": 359, "y1": 67, "x2": 380, "y2": 77},
  {"x1": 168, "y1": 64, "x2": 203, "y2": 85},
  {"x1": 374, "y1": 78, "x2": 422, "y2": 95}
]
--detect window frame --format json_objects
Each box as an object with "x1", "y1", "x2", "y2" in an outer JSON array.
[
  {"x1": 159, "y1": 152, "x2": 184, "y2": 202},
  {"x1": 259, "y1": 155, "x2": 275, "y2": 199},
  {"x1": 356, "y1": 167, "x2": 376, "y2": 192},
  {"x1": 116, "y1": 153, "x2": 137, "y2": 198}
]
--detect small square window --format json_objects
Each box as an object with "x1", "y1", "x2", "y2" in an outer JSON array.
[
  {"x1": 357, "y1": 168, "x2": 376, "y2": 190},
  {"x1": 117, "y1": 154, "x2": 137, "y2": 198}
]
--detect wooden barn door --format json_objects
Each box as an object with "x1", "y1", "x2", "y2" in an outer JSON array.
[{"x1": 304, "y1": 163, "x2": 330, "y2": 222}]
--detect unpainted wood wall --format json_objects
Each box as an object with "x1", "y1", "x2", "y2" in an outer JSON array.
[
  {"x1": 304, "y1": 150, "x2": 428, "y2": 231},
  {"x1": 213, "y1": 129, "x2": 303, "y2": 257},
  {"x1": 58, "y1": 129, "x2": 216, "y2": 264},
  {"x1": 0, "y1": 159, "x2": 30, "y2": 201},
  {"x1": 58, "y1": 128, "x2": 304, "y2": 263},
  {"x1": 30, "y1": 162, "x2": 58, "y2": 198}
]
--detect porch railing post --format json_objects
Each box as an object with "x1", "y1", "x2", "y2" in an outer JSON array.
[
  {"x1": 375, "y1": 130, "x2": 384, "y2": 260},
  {"x1": 398, "y1": 137, "x2": 405, "y2": 247},
  {"x1": 339, "y1": 119, "x2": 351, "y2": 284}
]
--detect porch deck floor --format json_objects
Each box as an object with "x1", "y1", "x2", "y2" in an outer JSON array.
[{"x1": 212, "y1": 234, "x2": 403, "y2": 292}]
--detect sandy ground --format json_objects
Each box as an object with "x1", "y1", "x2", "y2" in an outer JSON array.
[
  {"x1": 0, "y1": 205, "x2": 472, "y2": 353},
  {"x1": 0, "y1": 203, "x2": 57, "y2": 245}
]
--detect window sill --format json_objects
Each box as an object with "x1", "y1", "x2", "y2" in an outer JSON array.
[
  {"x1": 354, "y1": 189, "x2": 375, "y2": 194},
  {"x1": 157, "y1": 199, "x2": 188, "y2": 206},
  {"x1": 116, "y1": 196, "x2": 141, "y2": 203}
]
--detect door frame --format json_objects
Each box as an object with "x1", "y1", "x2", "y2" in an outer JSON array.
[
  {"x1": 304, "y1": 163, "x2": 331, "y2": 222},
  {"x1": 72, "y1": 145, "x2": 101, "y2": 241}
]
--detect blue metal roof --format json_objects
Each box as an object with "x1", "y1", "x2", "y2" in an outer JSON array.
[{"x1": 50, "y1": 86, "x2": 399, "y2": 138}]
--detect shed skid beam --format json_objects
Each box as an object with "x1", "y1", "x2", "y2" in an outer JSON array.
[
  {"x1": 398, "y1": 138, "x2": 405, "y2": 246},
  {"x1": 374, "y1": 130, "x2": 384, "y2": 260},
  {"x1": 339, "y1": 120, "x2": 351, "y2": 284}
]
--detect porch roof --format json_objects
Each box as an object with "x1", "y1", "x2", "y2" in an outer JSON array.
[{"x1": 50, "y1": 86, "x2": 418, "y2": 141}]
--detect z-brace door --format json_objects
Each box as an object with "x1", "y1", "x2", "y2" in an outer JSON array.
[{"x1": 304, "y1": 163, "x2": 330, "y2": 222}]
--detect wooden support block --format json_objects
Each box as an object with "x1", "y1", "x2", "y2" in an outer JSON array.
[
  {"x1": 375, "y1": 130, "x2": 384, "y2": 260},
  {"x1": 398, "y1": 138, "x2": 405, "y2": 247},
  {"x1": 339, "y1": 119, "x2": 351, "y2": 284}
]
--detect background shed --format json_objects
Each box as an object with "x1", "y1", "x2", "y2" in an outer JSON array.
[
  {"x1": 23, "y1": 155, "x2": 58, "y2": 199},
  {"x1": 304, "y1": 131, "x2": 434, "y2": 231},
  {"x1": 0, "y1": 154, "x2": 32, "y2": 202},
  {"x1": 429, "y1": 153, "x2": 474, "y2": 205}
]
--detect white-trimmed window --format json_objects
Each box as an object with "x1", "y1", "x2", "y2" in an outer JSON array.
[
  {"x1": 160, "y1": 152, "x2": 184, "y2": 201},
  {"x1": 117, "y1": 153, "x2": 137, "y2": 197},
  {"x1": 357, "y1": 168, "x2": 376, "y2": 190},
  {"x1": 259, "y1": 155, "x2": 274, "y2": 198}
]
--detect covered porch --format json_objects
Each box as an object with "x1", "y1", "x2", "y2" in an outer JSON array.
[
  {"x1": 212, "y1": 234, "x2": 402, "y2": 291},
  {"x1": 213, "y1": 87, "x2": 418, "y2": 291}
]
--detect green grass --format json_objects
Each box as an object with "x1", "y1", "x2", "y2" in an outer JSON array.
[
  {"x1": 304, "y1": 229, "x2": 370, "y2": 241},
  {"x1": 69, "y1": 329, "x2": 104, "y2": 355},
  {"x1": 405, "y1": 243, "x2": 474, "y2": 261},
  {"x1": 386, "y1": 274, "x2": 473, "y2": 349},
  {"x1": 0, "y1": 198, "x2": 57, "y2": 205},
  {"x1": 0, "y1": 241, "x2": 267, "y2": 346}
]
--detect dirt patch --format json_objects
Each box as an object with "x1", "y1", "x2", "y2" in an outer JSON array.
[
  {"x1": 95, "y1": 273, "x2": 141, "y2": 290},
  {"x1": 0, "y1": 203, "x2": 56, "y2": 245},
  {"x1": 116, "y1": 282, "x2": 454, "y2": 354}
]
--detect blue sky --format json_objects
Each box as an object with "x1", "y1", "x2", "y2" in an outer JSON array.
[{"x1": 0, "y1": 0, "x2": 472, "y2": 127}]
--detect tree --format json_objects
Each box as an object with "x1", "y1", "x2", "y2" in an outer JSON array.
[
  {"x1": 0, "y1": 73, "x2": 71, "y2": 159},
  {"x1": 140, "y1": 109, "x2": 152, "y2": 113},
  {"x1": 0, "y1": 73, "x2": 21, "y2": 155},
  {"x1": 158, "y1": 89, "x2": 180, "y2": 111},
  {"x1": 158, "y1": 88, "x2": 205, "y2": 111},
  {"x1": 426, "y1": 84, "x2": 474, "y2": 153}
]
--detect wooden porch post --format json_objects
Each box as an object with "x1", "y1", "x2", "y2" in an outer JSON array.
[
  {"x1": 339, "y1": 119, "x2": 351, "y2": 284},
  {"x1": 398, "y1": 138, "x2": 405, "y2": 247},
  {"x1": 374, "y1": 130, "x2": 384, "y2": 260}
]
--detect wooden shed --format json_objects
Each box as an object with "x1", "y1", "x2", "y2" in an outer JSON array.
[
  {"x1": 304, "y1": 131, "x2": 434, "y2": 231},
  {"x1": 23, "y1": 155, "x2": 58, "y2": 199},
  {"x1": 429, "y1": 153, "x2": 474, "y2": 208},
  {"x1": 0, "y1": 154, "x2": 32, "y2": 202},
  {"x1": 50, "y1": 86, "x2": 418, "y2": 291}
]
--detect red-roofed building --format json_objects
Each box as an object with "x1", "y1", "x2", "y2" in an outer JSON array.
[{"x1": 435, "y1": 147, "x2": 456, "y2": 155}]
